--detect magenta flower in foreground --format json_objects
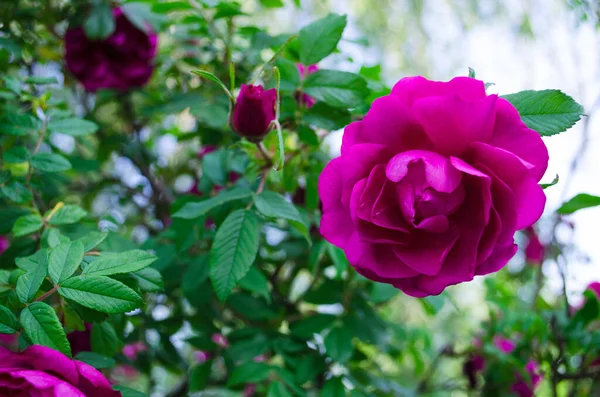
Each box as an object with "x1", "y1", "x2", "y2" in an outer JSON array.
[
  {"x1": 231, "y1": 84, "x2": 277, "y2": 142},
  {"x1": 296, "y1": 63, "x2": 319, "y2": 108},
  {"x1": 65, "y1": 7, "x2": 157, "y2": 92},
  {"x1": 0, "y1": 345, "x2": 120, "y2": 396},
  {"x1": 319, "y1": 76, "x2": 548, "y2": 297}
]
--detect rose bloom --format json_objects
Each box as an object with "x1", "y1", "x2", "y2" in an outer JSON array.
[
  {"x1": 122, "y1": 341, "x2": 147, "y2": 361},
  {"x1": 319, "y1": 77, "x2": 548, "y2": 297},
  {"x1": 0, "y1": 345, "x2": 120, "y2": 396},
  {"x1": 0, "y1": 236, "x2": 9, "y2": 254},
  {"x1": 67, "y1": 324, "x2": 92, "y2": 357},
  {"x1": 511, "y1": 360, "x2": 542, "y2": 397},
  {"x1": 65, "y1": 7, "x2": 157, "y2": 92},
  {"x1": 231, "y1": 84, "x2": 277, "y2": 142}
]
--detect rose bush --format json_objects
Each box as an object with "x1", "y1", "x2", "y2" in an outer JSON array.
[
  {"x1": 319, "y1": 76, "x2": 548, "y2": 296},
  {"x1": 0, "y1": 345, "x2": 120, "y2": 396}
]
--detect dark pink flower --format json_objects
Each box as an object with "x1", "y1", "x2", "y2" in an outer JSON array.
[
  {"x1": 463, "y1": 354, "x2": 485, "y2": 388},
  {"x1": 0, "y1": 236, "x2": 9, "y2": 254},
  {"x1": 67, "y1": 324, "x2": 92, "y2": 357},
  {"x1": 318, "y1": 77, "x2": 548, "y2": 297},
  {"x1": 0, "y1": 345, "x2": 120, "y2": 396},
  {"x1": 122, "y1": 341, "x2": 147, "y2": 361},
  {"x1": 231, "y1": 84, "x2": 277, "y2": 142},
  {"x1": 243, "y1": 383, "x2": 256, "y2": 397},
  {"x1": 198, "y1": 145, "x2": 217, "y2": 159},
  {"x1": 211, "y1": 333, "x2": 228, "y2": 348},
  {"x1": 524, "y1": 227, "x2": 544, "y2": 265},
  {"x1": 65, "y1": 7, "x2": 157, "y2": 92},
  {"x1": 511, "y1": 360, "x2": 542, "y2": 397},
  {"x1": 296, "y1": 63, "x2": 319, "y2": 108},
  {"x1": 493, "y1": 336, "x2": 516, "y2": 354},
  {"x1": 194, "y1": 351, "x2": 211, "y2": 363},
  {"x1": 0, "y1": 334, "x2": 17, "y2": 350}
]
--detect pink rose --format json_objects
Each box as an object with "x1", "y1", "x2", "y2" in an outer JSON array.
[
  {"x1": 587, "y1": 282, "x2": 600, "y2": 300},
  {"x1": 493, "y1": 336, "x2": 516, "y2": 354},
  {"x1": 511, "y1": 360, "x2": 542, "y2": 397},
  {"x1": 0, "y1": 345, "x2": 120, "y2": 396},
  {"x1": 0, "y1": 235, "x2": 9, "y2": 254},
  {"x1": 296, "y1": 63, "x2": 319, "y2": 108},
  {"x1": 65, "y1": 7, "x2": 157, "y2": 92},
  {"x1": 524, "y1": 227, "x2": 544, "y2": 265},
  {"x1": 194, "y1": 351, "x2": 211, "y2": 363},
  {"x1": 319, "y1": 76, "x2": 548, "y2": 297},
  {"x1": 211, "y1": 333, "x2": 228, "y2": 348},
  {"x1": 122, "y1": 341, "x2": 147, "y2": 361}
]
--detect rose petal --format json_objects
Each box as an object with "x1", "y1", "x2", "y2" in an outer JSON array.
[
  {"x1": 412, "y1": 95, "x2": 497, "y2": 156},
  {"x1": 74, "y1": 361, "x2": 121, "y2": 397},
  {"x1": 386, "y1": 150, "x2": 462, "y2": 193},
  {"x1": 394, "y1": 227, "x2": 460, "y2": 276},
  {"x1": 391, "y1": 76, "x2": 487, "y2": 105}
]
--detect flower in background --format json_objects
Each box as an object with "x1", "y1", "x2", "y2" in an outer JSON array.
[
  {"x1": 211, "y1": 333, "x2": 228, "y2": 348},
  {"x1": 0, "y1": 334, "x2": 17, "y2": 350},
  {"x1": 65, "y1": 7, "x2": 157, "y2": 92},
  {"x1": 0, "y1": 345, "x2": 120, "y2": 396},
  {"x1": 122, "y1": 341, "x2": 147, "y2": 361},
  {"x1": 493, "y1": 335, "x2": 516, "y2": 354},
  {"x1": 194, "y1": 351, "x2": 211, "y2": 363},
  {"x1": 524, "y1": 227, "x2": 544, "y2": 265},
  {"x1": 231, "y1": 84, "x2": 277, "y2": 142},
  {"x1": 319, "y1": 76, "x2": 548, "y2": 297},
  {"x1": 67, "y1": 324, "x2": 92, "y2": 357},
  {"x1": 0, "y1": 236, "x2": 9, "y2": 254},
  {"x1": 296, "y1": 63, "x2": 319, "y2": 108},
  {"x1": 511, "y1": 360, "x2": 543, "y2": 397},
  {"x1": 587, "y1": 282, "x2": 600, "y2": 300},
  {"x1": 243, "y1": 383, "x2": 256, "y2": 397}
]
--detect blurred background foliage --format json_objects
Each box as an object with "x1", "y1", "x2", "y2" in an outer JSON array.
[{"x1": 1, "y1": 0, "x2": 600, "y2": 397}]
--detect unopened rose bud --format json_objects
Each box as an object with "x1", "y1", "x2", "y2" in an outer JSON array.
[{"x1": 231, "y1": 84, "x2": 277, "y2": 142}]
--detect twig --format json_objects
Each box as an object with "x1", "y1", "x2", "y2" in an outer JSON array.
[{"x1": 35, "y1": 285, "x2": 58, "y2": 302}]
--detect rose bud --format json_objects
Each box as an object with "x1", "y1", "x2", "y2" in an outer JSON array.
[
  {"x1": 231, "y1": 84, "x2": 277, "y2": 142},
  {"x1": 319, "y1": 76, "x2": 548, "y2": 297},
  {"x1": 65, "y1": 7, "x2": 157, "y2": 92}
]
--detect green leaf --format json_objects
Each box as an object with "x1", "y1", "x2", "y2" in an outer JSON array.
[
  {"x1": 173, "y1": 187, "x2": 252, "y2": 219},
  {"x1": 297, "y1": 125, "x2": 320, "y2": 146},
  {"x1": 557, "y1": 193, "x2": 600, "y2": 215},
  {"x1": 91, "y1": 322, "x2": 121, "y2": 357},
  {"x1": 25, "y1": 76, "x2": 58, "y2": 85},
  {"x1": 182, "y1": 255, "x2": 210, "y2": 296},
  {"x1": 48, "y1": 204, "x2": 87, "y2": 226},
  {"x1": 238, "y1": 267, "x2": 270, "y2": 302},
  {"x1": 3, "y1": 146, "x2": 30, "y2": 163},
  {"x1": 322, "y1": 377, "x2": 345, "y2": 397},
  {"x1": 502, "y1": 89, "x2": 584, "y2": 136},
  {"x1": 48, "y1": 241, "x2": 84, "y2": 283},
  {"x1": 327, "y1": 243, "x2": 348, "y2": 278},
  {"x1": 209, "y1": 210, "x2": 261, "y2": 302},
  {"x1": 12, "y1": 214, "x2": 43, "y2": 237},
  {"x1": 290, "y1": 314, "x2": 336, "y2": 338},
  {"x1": 0, "y1": 181, "x2": 33, "y2": 203},
  {"x1": 370, "y1": 283, "x2": 399, "y2": 304},
  {"x1": 77, "y1": 231, "x2": 108, "y2": 252},
  {"x1": 16, "y1": 251, "x2": 48, "y2": 303},
  {"x1": 324, "y1": 326, "x2": 353, "y2": 362},
  {"x1": 30, "y1": 153, "x2": 72, "y2": 172},
  {"x1": 84, "y1": 2, "x2": 116, "y2": 40},
  {"x1": 131, "y1": 267, "x2": 163, "y2": 292},
  {"x1": 0, "y1": 113, "x2": 40, "y2": 136},
  {"x1": 227, "y1": 361, "x2": 271, "y2": 387},
  {"x1": 47, "y1": 228, "x2": 69, "y2": 248},
  {"x1": 298, "y1": 14, "x2": 347, "y2": 65},
  {"x1": 47, "y1": 118, "x2": 99, "y2": 137},
  {"x1": 58, "y1": 276, "x2": 144, "y2": 314},
  {"x1": 75, "y1": 352, "x2": 116, "y2": 369},
  {"x1": 83, "y1": 250, "x2": 157, "y2": 276},
  {"x1": 254, "y1": 191, "x2": 309, "y2": 241},
  {"x1": 113, "y1": 386, "x2": 148, "y2": 397},
  {"x1": 303, "y1": 70, "x2": 369, "y2": 108},
  {"x1": 541, "y1": 174, "x2": 559, "y2": 189},
  {"x1": 268, "y1": 381, "x2": 293, "y2": 397},
  {"x1": 0, "y1": 170, "x2": 10, "y2": 184},
  {"x1": 260, "y1": 0, "x2": 284, "y2": 7},
  {"x1": 21, "y1": 302, "x2": 72, "y2": 357},
  {"x1": 189, "y1": 362, "x2": 212, "y2": 392},
  {"x1": 191, "y1": 70, "x2": 234, "y2": 101},
  {"x1": 121, "y1": 2, "x2": 161, "y2": 32},
  {"x1": 0, "y1": 305, "x2": 19, "y2": 334}
]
